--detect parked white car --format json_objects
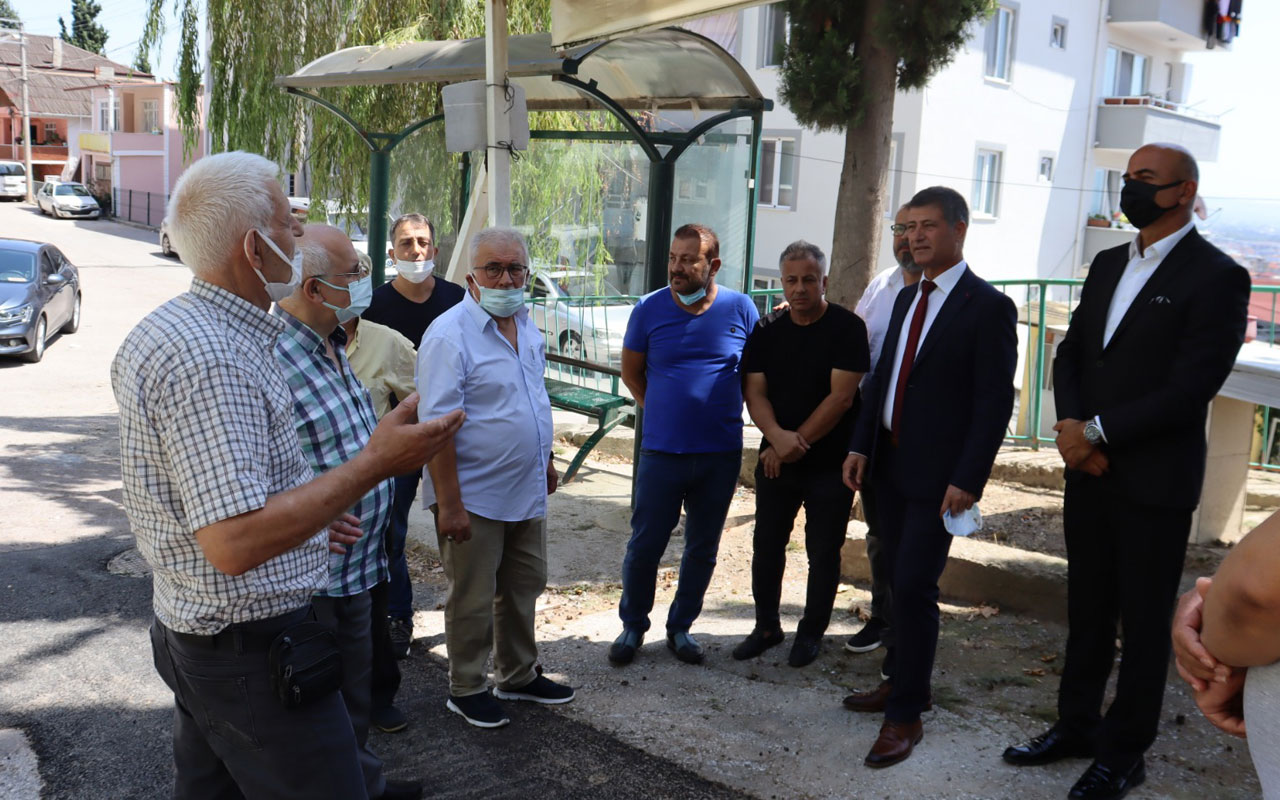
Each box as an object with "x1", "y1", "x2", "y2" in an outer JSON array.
[
  {"x1": 527, "y1": 269, "x2": 634, "y2": 368},
  {"x1": 35, "y1": 181, "x2": 101, "y2": 219},
  {"x1": 0, "y1": 161, "x2": 26, "y2": 200}
]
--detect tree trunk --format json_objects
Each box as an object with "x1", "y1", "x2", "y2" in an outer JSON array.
[{"x1": 825, "y1": 0, "x2": 897, "y2": 309}]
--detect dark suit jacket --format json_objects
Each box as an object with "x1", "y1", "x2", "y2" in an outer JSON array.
[
  {"x1": 1053, "y1": 227, "x2": 1250, "y2": 510},
  {"x1": 851, "y1": 265, "x2": 1018, "y2": 503}
]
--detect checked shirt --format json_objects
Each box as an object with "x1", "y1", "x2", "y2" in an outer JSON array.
[{"x1": 273, "y1": 309, "x2": 392, "y2": 597}]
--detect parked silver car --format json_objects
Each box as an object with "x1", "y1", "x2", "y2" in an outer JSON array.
[
  {"x1": 0, "y1": 238, "x2": 81, "y2": 362},
  {"x1": 35, "y1": 181, "x2": 101, "y2": 219}
]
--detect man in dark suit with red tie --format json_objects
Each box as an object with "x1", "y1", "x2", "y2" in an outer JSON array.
[
  {"x1": 841, "y1": 186, "x2": 1018, "y2": 768},
  {"x1": 1003, "y1": 144, "x2": 1250, "y2": 799}
]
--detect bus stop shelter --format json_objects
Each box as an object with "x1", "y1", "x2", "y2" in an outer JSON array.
[{"x1": 275, "y1": 28, "x2": 772, "y2": 293}]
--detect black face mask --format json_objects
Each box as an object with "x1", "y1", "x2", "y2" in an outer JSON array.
[{"x1": 1119, "y1": 178, "x2": 1184, "y2": 229}]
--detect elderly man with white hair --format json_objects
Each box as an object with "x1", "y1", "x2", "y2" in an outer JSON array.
[
  {"x1": 417, "y1": 226, "x2": 572, "y2": 729},
  {"x1": 272, "y1": 224, "x2": 422, "y2": 799},
  {"x1": 111, "y1": 151, "x2": 463, "y2": 799}
]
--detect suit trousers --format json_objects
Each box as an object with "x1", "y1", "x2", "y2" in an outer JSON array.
[
  {"x1": 149, "y1": 607, "x2": 365, "y2": 800},
  {"x1": 750, "y1": 462, "x2": 854, "y2": 637},
  {"x1": 872, "y1": 442, "x2": 955, "y2": 724},
  {"x1": 1057, "y1": 479, "x2": 1192, "y2": 766},
  {"x1": 436, "y1": 510, "x2": 547, "y2": 697},
  {"x1": 312, "y1": 590, "x2": 385, "y2": 799}
]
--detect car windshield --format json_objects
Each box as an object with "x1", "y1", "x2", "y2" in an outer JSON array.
[
  {"x1": 55, "y1": 184, "x2": 91, "y2": 197},
  {"x1": 0, "y1": 250, "x2": 36, "y2": 282},
  {"x1": 553, "y1": 275, "x2": 632, "y2": 305},
  {"x1": 0, "y1": 164, "x2": 24, "y2": 177}
]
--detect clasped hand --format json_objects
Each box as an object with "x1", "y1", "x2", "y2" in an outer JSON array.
[{"x1": 1053, "y1": 418, "x2": 1109, "y2": 477}]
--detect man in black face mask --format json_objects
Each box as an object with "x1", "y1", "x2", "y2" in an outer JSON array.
[{"x1": 1002, "y1": 143, "x2": 1250, "y2": 799}]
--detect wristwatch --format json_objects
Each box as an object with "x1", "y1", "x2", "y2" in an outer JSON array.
[{"x1": 1083, "y1": 419, "x2": 1104, "y2": 446}]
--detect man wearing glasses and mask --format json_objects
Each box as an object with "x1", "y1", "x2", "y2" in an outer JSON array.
[{"x1": 416, "y1": 227, "x2": 571, "y2": 729}]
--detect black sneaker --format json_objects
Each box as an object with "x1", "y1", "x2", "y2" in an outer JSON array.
[
  {"x1": 371, "y1": 704, "x2": 408, "y2": 733},
  {"x1": 788, "y1": 634, "x2": 822, "y2": 667},
  {"x1": 446, "y1": 692, "x2": 510, "y2": 728},
  {"x1": 389, "y1": 617, "x2": 413, "y2": 660},
  {"x1": 844, "y1": 618, "x2": 886, "y2": 654},
  {"x1": 379, "y1": 778, "x2": 424, "y2": 799},
  {"x1": 732, "y1": 628, "x2": 784, "y2": 660},
  {"x1": 608, "y1": 629, "x2": 644, "y2": 665},
  {"x1": 494, "y1": 674, "x2": 575, "y2": 704},
  {"x1": 666, "y1": 631, "x2": 705, "y2": 665}
]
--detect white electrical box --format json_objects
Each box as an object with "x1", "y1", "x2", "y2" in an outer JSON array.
[{"x1": 442, "y1": 80, "x2": 530, "y2": 154}]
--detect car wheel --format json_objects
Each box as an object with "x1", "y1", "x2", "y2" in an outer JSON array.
[
  {"x1": 161, "y1": 234, "x2": 174, "y2": 257},
  {"x1": 558, "y1": 330, "x2": 584, "y2": 361},
  {"x1": 38, "y1": 203, "x2": 46, "y2": 215},
  {"x1": 21, "y1": 315, "x2": 46, "y2": 363},
  {"x1": 63, "y1": 293, "x2": 81, "y2": 334}
]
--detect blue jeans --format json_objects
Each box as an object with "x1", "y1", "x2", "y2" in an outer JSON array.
[
  {"x1": 619, "y1": 449, "x2": 742, "y2": 634},
  {"x1": 386, "y1": 471, "x2": 419, "y2": 621}
]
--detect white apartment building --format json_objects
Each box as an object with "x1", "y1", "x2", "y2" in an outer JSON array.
[{"x1": 714, "y1": 0, "x2": 1236, "y2": 289}]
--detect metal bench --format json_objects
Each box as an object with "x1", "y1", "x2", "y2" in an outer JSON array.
[{"x1": 544, "y1": 352, "x2": 633, "y2": 482}]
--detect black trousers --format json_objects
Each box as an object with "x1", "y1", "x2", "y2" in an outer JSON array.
[
  {"x1": 859, "y1": 480, "x2": 893, "y2": 625},
  {"x1": 1057, "y1": 479, "x2": 1192, "y2": 766},
  {"x1": 369, "y1": 579, "x2": 401, "y2": 713},
  {"x1": 751, "y1": 462, "x2": 854, "y2": 638},
  {"x1": 871, "y1": 441, "x2": 955, "y2": 724}
]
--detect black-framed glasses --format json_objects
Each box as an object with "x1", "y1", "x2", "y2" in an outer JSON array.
[
  {"x1": 890, "y1": 223, "x2": 908, "y2": 235},
  {"x1": 474, "y1": 263, "x2": 529, "y2": 280}
]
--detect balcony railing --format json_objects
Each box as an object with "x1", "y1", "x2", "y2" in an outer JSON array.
[
  {"x1": 3, "y1": 143, "x2": 70, "y2": 161},
  {"x1": 1095, "y1": 96, "x2": 1222, "y2": 162}
]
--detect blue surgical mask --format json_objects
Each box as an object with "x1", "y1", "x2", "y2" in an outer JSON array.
[
  {"x1": 476, "y1": 285, "x2": 526, "y2": 318},
  {"x1": 316, "y1": 275, "x2": 372, "y2": 324},
  {"x1": 675, "y1": 285, "x2": 707, "y2": 305}
]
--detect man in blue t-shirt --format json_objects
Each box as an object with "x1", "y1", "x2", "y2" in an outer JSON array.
[{"x1": 608, "y1": 223, "x2": 759, "y2": 666}]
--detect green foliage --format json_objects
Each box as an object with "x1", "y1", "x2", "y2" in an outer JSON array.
[
  {"x1": 779, "y1": 0, "x2": 992, "y2": 132},
  {"x1": 0, "y1": 0, "x2": 20, "y2": 24},
  {"x1": 132, "y1": 48, "x2": 151, "y2": 74},
  {"x1": 59, "y1": 0, "x2": 109, "y2": 55}
]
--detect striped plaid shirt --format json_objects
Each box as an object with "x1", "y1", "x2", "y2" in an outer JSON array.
[
  {"x1": 273, "y1": 309, "x2": 391, "y2": 597},
  {"x1": 111, "y1": 279, "x2": 327, "y2": 635}
]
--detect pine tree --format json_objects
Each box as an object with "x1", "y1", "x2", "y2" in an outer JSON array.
[
  {"x1": 59, "y1": 0, "x2": 109, "y2": 55},
  {"x1": 779, "y1": 0, "x2": 991, "y2": 306},
  {"x1": 0, "y1": 1, "x2": 20, "y2": 24}
]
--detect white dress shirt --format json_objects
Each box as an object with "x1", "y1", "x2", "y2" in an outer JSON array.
[
  {"x1": 416, "y1": 293, "x2": 554, "y2": 522},
  {"x1": 854, "y1": 265, "x2": 909, "y2": 377},
  {"x1": 880, "y1": 261, "x2": 968, "y2": 432},
  {"x1": 1102, "y1": 218, "x2": 1196, "y2": 348}
]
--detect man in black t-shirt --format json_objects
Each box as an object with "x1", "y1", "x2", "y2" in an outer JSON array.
[
  {"x1": 734, "y1": 240, "x2": 870, "y2": 668},
  {"x1": 361, "y1": 213, "x2": 464, "y2": 732}
]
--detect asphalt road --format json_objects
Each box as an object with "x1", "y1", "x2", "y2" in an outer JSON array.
[{"x1": 0, "y1": 202, "x2": 741, "y2": 799}]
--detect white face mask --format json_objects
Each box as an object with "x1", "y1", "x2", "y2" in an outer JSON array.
[
  {"x1": 393, "y1": 258, "x2": 434, "y2": 283},
  {"x1": 251, "y1": 230, "x2": 303, "y2": 302}
]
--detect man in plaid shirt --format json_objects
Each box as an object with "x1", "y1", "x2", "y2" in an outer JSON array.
[
  {"x1": 112, "y1": 152, "x2": 462, "y2": 799},
  {"x1": 274, "y1": 224, "x2": 418, "y2": 799}
]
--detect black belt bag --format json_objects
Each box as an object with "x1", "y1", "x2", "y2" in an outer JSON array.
[{"x1": 268, "y1": 620, "x2": 343, "y2": 709}]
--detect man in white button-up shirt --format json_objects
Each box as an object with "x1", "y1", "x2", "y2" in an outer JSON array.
[{"x1": 418, "y1": 227, "x2": 572, "y2": 730}]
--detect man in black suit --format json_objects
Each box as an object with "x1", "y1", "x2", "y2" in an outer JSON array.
[
  {"x1": 1002, "y1": 143, "x2": 1250, "y2": 800},
  {"x1": 841, "y1": 186, "x2": 1017, "y2": 768}
]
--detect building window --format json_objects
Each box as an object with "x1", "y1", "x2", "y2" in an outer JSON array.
[
  {"x1": 97, "y1": 101, "x2": 121, "y2": 132},
  {"x1": 984, "y1": 5, "x2": 1016, "y2": 81},
  {"x1": 1038, "y1": 156, "x2": 1054, "y2": 182},
  {"x1": 758, "y1": 3, "x2": 788, "y2": 68},
  {"x1": 1103, "y1": 46, "x2": 1148, "y2": 96},
  {"x1": 883, "y1": 136, "x2": 900, "y2": 218},
  {"x1": 1050, "y1": 18, "x2": 1067, "y2": 49},
  {"x1": 142, "y1": 99, "x2": 160, "y2": 133},
  {"x1": 43, "y1": 122, "x2": 57, "y2": 140},
  {"x1": 1090, "y1": 168, "x2": 1123, "y2": 219},
  {"x1": 758, "y1": 136, "x2": 797, "y2": 210},
  {"x1": 94, "y1": 163, "x2": 112, "y2": 183},
  {"x1": 973, "y1": 148, "x2": 1003, "y2": 217}
]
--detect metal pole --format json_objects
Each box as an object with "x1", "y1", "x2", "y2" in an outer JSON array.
[
  {"x1": 12, "y1": 22, "x2": 34, "y2": 203},
  {"x1": 644, "y1": 160, "x2": 674, "y2": 293},
  {"x1": 484, "y1": 0, "x2": 512, "y2": 226},
  {"x1": 368, "y1": 147, "x2": 391, "y2": 287},
  {"x1": 1032, "y1": 283, "x2": 1048, "y2": 449}
]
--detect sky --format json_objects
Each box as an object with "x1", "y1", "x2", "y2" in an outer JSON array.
[{"x1": 8, "y1": 0, "x2": 1278, "y2": 215}]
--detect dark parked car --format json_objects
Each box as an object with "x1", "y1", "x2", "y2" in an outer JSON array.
[{"x1": 0, "y1": 239, "x2": 81, "y2": 362}]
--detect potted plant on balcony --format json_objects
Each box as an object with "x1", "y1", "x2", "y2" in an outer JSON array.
[{"x1": 1087, "y1": 213, "x2": 1111, "y2": 228}]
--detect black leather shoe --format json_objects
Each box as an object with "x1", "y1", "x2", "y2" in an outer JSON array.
[
  {"x1": 378, "y1": 778, "x2": 424, "y2": 800},
  {"x1": 666, "y1": 631, "x2": 705, "y2": 665},
  {"x1": 1068, "y1": 759, "x2": 1145, "y2": 799},
  {"x1": 732, "y1": 628, "x2": 784, "y2": 660},
  {"x1": 608, "y1": 629, "x2": 644, "y2": 665},
  {"x1": 1002, "y1": 726, "x2": 1093, "y2": 766},
  {"x1": 787, "y1": 635, "x2": 821, "y2": 667}
]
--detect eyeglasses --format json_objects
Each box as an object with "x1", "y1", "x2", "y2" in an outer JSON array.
[
  {"x1": 327, "y1": 264, "x2": 371, "y2": 280},
  {"x1": 890, "y1": 223, "x2": 908, "y2": 235},
  {"x1": 474, "y1": 263, "x2": 529, "y2": 280}
]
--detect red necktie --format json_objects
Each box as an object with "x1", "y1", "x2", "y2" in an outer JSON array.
[{"x1": 890, "y1": 279, "x2": 936, "y2": 437}]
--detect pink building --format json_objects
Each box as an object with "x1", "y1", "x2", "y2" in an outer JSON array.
[{"x1": 71, "y1": 81, "x2": 206, "y2": 226}]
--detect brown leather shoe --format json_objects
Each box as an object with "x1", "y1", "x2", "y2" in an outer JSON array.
[
  {"x1": 841, "y1": 681, "x2": 933, "y2": 713},
  {"x1": 865, "y1": 719, "x2": 924, "y2": 768}
]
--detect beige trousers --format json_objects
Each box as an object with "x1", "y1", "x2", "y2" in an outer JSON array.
[{"x1": 436, "y1": 510, "x2": 547, "y2": 697}]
